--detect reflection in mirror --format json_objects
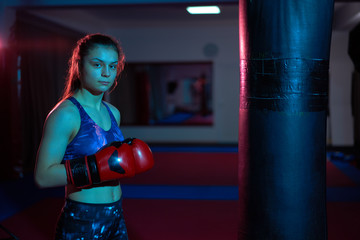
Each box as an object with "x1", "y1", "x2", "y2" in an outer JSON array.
[{"x1": 110, "y1": 62, "x2": 213, "y2": 126}]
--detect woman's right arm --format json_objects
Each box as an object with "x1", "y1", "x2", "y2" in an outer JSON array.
[{"x1": 34, "y1": 103, "x2": 78, "y2": 188}]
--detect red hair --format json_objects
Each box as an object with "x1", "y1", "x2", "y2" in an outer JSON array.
[{"x1": 60, "y1": 33, "x2": 125, "y2": 101}]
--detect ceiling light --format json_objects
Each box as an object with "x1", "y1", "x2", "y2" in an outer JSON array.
[{"x1": 186, "y1": 6, "x2": 221, "y2": 15}]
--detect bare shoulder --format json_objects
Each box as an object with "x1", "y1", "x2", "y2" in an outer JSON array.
[
  {"x1": 45, "y1": 99, "x2": 80, "y2": 132},
  {"x1": 104, "y1": 101, "x2": 121, "y2": 125},
  {"x1": 36, "y1": 99, "x2": 80, "y2": 171}
]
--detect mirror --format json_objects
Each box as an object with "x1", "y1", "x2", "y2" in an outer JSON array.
[{"x1": 111, "y1": 61, "x2": 213, "y2": 126}]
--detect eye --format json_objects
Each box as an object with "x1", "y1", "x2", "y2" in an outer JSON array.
[
  {"x1": 110, "y1": 65, "x2": 117, "y2": 70},
  {"x1": 91, "y1": 62, "x2": 101, "y2": 68}
]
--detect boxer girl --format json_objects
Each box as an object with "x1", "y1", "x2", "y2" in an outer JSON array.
[{"x1": 35, "y1": 33, "x2": 129, "y2": 240}]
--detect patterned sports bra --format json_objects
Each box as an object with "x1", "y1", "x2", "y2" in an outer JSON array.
[{"x1": 62, "y1": 97, "x2": 124, "y2": 162}]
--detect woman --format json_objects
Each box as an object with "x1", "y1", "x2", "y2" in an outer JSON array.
[{"x1": 35, "y1": 33, "x2": 129, "y2": 239}]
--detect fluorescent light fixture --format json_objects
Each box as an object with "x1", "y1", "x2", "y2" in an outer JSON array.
[{"x1": 186, "y1": 6, "x2": 221, "y2": 15}]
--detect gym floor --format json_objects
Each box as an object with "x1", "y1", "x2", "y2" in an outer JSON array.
[{"x1": 0, "y1": 146, "x2": 359, "y2": 240}]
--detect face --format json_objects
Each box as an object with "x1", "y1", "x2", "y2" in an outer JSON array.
[{"x1": 80, "y1": 45, "x2": 119, "y2": 95}]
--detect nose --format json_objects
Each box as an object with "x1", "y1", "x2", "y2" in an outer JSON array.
[{"x1": 102, "y1": 66, "x2": 110, "y2": 77}]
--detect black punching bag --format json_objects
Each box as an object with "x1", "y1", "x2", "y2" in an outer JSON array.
[{"x1": 238, "y1": 0, "x2": 333, "y2": 239}]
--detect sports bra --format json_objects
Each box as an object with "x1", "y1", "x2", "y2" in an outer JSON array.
[{"x1": 62, "y1": 97, "x2": 124, "y2": 162}]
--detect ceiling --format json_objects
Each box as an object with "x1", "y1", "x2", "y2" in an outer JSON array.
[
  {"x1": 23, "y1": 4, "x2": 238, "y2": 33},
  {"x1": 19, "y1": 2, "x2": 360, "y2": 33}
]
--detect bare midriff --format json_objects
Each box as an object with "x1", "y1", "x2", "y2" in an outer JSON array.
[{"x1": 66, "y1": 180, "x2": 122, "y2": 204}]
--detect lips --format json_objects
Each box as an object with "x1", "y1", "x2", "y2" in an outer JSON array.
[{"x1": 99, "y1": 81, "x2": 110, "y2": 85}]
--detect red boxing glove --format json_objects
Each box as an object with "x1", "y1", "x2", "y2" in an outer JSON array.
[
  {"x1": 65, "y1": 142, "x2": 136, "y2": 188},
  {"x1": 123, "y1": 138, "x2": 154, "y2": 174}
]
